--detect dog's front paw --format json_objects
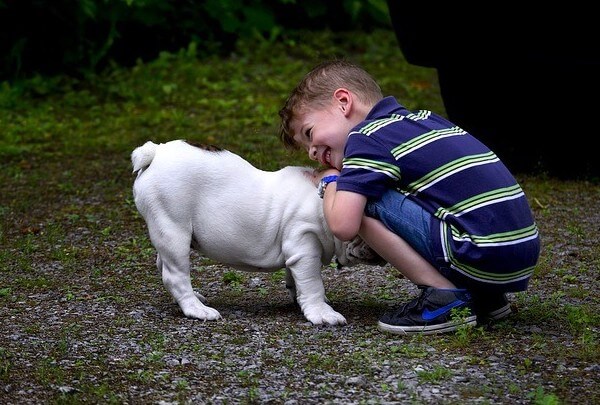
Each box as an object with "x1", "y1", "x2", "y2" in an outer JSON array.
[
  {"x1": 178, "y1": 295, "x2": 221, "y2": 320},
  {"x1": 303, "y1": 303, "x2": 347, "y2": 325}
]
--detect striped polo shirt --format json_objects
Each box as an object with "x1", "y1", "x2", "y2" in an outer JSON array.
[{"x1": 336, "y1": 96, "x2": 540, "y2": 291}]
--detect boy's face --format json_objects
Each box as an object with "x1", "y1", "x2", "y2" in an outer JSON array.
[{"x1": 290, "y1": 101, "x2": 356, "y2": 170}]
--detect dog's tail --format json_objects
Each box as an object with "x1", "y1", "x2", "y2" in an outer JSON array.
[{"x1": 131, "y1": 141, "x2": 158, "y2": 174}]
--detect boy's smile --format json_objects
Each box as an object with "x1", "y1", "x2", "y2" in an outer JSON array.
[{"x1": 290, "y1": 103, "x2": 351, "y2": 170}]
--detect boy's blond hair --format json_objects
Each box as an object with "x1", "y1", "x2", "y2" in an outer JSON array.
[{"x1": 278, "y1": 59, "x2": 383, "y2": 150}]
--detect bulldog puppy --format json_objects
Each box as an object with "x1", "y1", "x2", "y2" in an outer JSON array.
[{"x1": 131, "y1": 140, "x2": 384, "y2": 325}]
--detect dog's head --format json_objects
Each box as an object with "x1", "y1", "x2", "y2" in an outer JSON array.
[{"x1": 335, "y1": 236, "x2": 386, "y2": 268}]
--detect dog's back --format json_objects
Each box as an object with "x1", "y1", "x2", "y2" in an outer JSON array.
[
  {"x1": 132, "y1": 140, "x2": 243, "y2": 179},
  {"x1": 131, "y1": 140, "x2": 324, "y2": 268}
]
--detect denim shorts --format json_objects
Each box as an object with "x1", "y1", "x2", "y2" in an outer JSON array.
[
  {"x1": 364, "y1": 189, "x2": 520, "y2": 291},
  {"x1": 365, "y1": 189, "x2": 438, "y2": 268}
]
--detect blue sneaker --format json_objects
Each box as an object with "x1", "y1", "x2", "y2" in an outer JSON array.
[
  {"x1": 378, "y1": 286, "x2": 476, "y2": 335},
  {"x1": 472, "y1": 293, "x2": 512, "y2": 322}
]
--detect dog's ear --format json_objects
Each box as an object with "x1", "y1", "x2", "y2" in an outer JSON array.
[
  {"x1": 345, "y1": 236, "x2": 387, "y2": 267},
  {"x1": 302, "y1": 169, "x2": 319, "y2": 184}
]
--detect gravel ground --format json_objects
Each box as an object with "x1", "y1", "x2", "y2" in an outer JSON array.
[{"x1": 1, "y1": 174, "x2": 599, "y2": 404}]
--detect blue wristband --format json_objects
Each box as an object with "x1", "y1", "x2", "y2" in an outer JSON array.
[{"x1": 317, "y1": 175, "x2": 338, "y2": 198}]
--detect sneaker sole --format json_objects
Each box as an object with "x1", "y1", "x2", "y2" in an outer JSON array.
[
  {"x1": 486, "y1": 303, "x2": 512, "y2": 321},
  {"x1": 377, "y1": 316, "x2": 477, "y2": 336}
]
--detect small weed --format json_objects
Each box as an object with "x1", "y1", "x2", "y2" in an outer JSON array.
[
  {"x1": 248, "y1": 386, "x2": 260, "y2": 402},
  {"x1": 223, "y1": 270, "x2": 244, "y2": 286},
  {"x1": 561, "y1": 274, "x2": 577, "y2": 283},
  {"x1": 417, "y1": 365, "x2": 452, "y2": 383},
  {"x1": 530, "y1": 333, "x2": 548, "y2": 350},
  {"x1": 24, "y1": 323, "x2": 41, "y2": 334},
  {"x1": 527, "y1": 386, "x2": 561, "y2": 405},
  {"x1": 448, "y1": 306, "x2": 479, "y2": 347},
  {"x1": 15, "y1": 276, "x2": 52, "y2": 289},
  {"x1": 458, "y1": 384, "x2": 489, "y2": 399},
  {"x1": 238, "y1": 370, "x2": 259, "y2": 388},
  {"x1": 149, "y1": 332, "x2": 168, "y2": 349},
  {"x1": 145, "y1": 350, "x2": 164, "y2": 364},
  {"x1": 21, "y1": 234, "x2": 39, "y2": 254},
  {"x1": 51, "y1": 246, "x2": 79, "y2": 265},
  {"x1": 389, "y1": 343, "x2": 428, "y2": 359},
  {"x1": 516, "y1": 294, "x2": 556, "y2": 323},
  {"x1": 374, "y1": 286, "x2": 395, "y2": 301},
  {"x1": 175, "y1": 378, "x2": 190, "y2": 390},
  {"x1": 0, "y1": 348, "x2": 11, "y2": 381},
  {"x1": 566, "y1": 222, "x2": 584, "y2": 239},
  {"x1": 36, "y1": 357, "x2": 65, "y2": 385},
  {"x1": 131, "y1": 369, "x2": 154, "y2": 383},
  {"x1": 508, "y1": 383, "x2": 520, "y2": 394},
  {"x1": 576, "y1": 327, "x2": 599, "y2": 361},
  {"x1": 269, "y1": 269, "x2": 286, "y2": 283},
  {"x1": 101, "y1": 226, "x2": 112, "y2": 236},
  {"x1": 231, "y1": 335, "x2": 250, "y2": 345},
  {"x1": 78, "y1": 382, "x2": 121, "y2": 403},
  {"x1": 564, "y1": 304, "x2": 595, "y2": 335},
  {"x1": 565, "y1": 285, "x2": 589, "y2": 299}
]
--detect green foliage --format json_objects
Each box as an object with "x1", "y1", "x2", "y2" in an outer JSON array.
[
  {"x1": 0, "y1": 29, "x2": 442, "y2": 167},
  {"x1": 0, "y1": 0, "x2": 390, "y2": 80}
]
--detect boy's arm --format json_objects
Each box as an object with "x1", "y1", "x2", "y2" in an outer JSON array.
[
  {"x1": 322, "y1": 185, "x2": 367, "y2": 242},
  {"x1": 312, "y1": 168, "x2": 367, "y2": 241}
]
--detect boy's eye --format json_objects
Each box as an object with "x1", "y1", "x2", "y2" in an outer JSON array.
[{"x1": 305, "y1": 127, "x2": 312, "y2": 140}]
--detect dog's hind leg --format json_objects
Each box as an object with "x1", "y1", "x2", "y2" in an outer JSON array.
[
  {"x1": 148, "y1": 219, "x2": 221, "y2": 321},
  {"x1": 157, "y1": 253, "x2": 208, "y2": 305}
]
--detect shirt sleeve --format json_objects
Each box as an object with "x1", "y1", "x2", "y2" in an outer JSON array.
[{"x1": 336, "y1": 131, "x2": 399, "y2": 199}]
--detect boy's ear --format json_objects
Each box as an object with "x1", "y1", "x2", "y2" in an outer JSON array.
[{"x1": 333, "y1": 88, "x2": 351, "y2": 115}]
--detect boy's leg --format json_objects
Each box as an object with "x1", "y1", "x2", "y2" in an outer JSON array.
[
  {"x1": 359, "y1": 217, "x2": 454, "y2": 288},
  {"x1": 361, "y1": 192, "x2": 476, "y2": 335}
]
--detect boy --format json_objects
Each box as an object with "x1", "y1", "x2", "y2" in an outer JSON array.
[{"x1": 278, "y1": 60, "x2": 540, "y2": 335}]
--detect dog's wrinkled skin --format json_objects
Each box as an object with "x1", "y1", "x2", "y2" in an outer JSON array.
[{"x1": 131, "y1": 140, "x2": 384, "y2": 325}]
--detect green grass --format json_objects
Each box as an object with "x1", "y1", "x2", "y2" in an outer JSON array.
[{"x1": 0, "y1": 30, "x2": 443, "y2": 167}]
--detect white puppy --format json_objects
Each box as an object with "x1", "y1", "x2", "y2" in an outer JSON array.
[{"x1": 131, "y1": 140, "x2": 383, "y2": 325}]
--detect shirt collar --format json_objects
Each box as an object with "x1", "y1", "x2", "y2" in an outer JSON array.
[{"x1": 365, "y1": 96, "x2": 409, "y2": 120}]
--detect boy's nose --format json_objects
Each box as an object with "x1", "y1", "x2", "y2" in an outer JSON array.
[{"x1": 309, "y1": 146, "x2": 318, "y2": 161}]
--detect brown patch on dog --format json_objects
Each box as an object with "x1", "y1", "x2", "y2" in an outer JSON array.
[{"x1": 185, "y1": 141, "x2": 223, "y2": 152}]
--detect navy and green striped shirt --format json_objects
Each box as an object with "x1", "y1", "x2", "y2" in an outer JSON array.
[{"x1": 337, "y1": 97, "x2": 540, "y2": 291}]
